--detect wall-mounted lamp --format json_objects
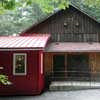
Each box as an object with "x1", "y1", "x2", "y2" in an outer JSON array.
[
  {"x1": 64, "y1": 22, "x2": 68, "y2": 27},
  {"x1": 75, "y1": 22, "x2": 79, "y2": 27}
]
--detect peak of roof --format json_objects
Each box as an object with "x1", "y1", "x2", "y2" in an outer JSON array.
[
  {"x1": 21, "y1": 2, "x2": 100, "y2": 34},
  {"x1": 34, "y1": 1, "x2": 100, "y2": 26}
]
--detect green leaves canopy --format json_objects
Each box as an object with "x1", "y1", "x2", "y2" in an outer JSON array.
[
  {"x1": 0, "y1": 0, "x2": 100, "y2": 36},
  {"x1": 83, "y1": 0, "x2": 100, "y2": 8},
  {"x1": 0, "y1": 0, "x2": 100, "y2": 13},
  {"x1": 0, "y1": 0, "x2": 70, "y2": 13}
]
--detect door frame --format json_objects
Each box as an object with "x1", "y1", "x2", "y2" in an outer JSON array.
[
  {"x1": 52, "y1": 53, "x2": 66, "y2": 72},
  {"x1": 52, "y1": 53, "x2": 67, "y2": 78},
  {"x1": 53, "y1": 54, "x2": 65, "y2": 73}
]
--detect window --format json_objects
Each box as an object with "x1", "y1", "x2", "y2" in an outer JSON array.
[
  {"x1": 53, "y1": 33, "x2": 99, "y2": 42},
  {"x1": 13, "y1": 53, "x2": 27, "y2": 75}
]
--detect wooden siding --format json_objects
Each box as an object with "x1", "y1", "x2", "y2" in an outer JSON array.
[
  {"x1": 89, "y1": 53, "x2": 100, "y2": 78},
  {"x1": 24, "y1": 6, "x2": 100, "y2": 42},
  {"x1": 44, "y1": 52, "x2": 53, "y2": 75}
]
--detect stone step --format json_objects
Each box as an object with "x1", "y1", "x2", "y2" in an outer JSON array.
[{"x1": 49, "y1": 81, "x2": 100, "y2": 91}]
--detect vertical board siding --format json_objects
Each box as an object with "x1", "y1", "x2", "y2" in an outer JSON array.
[
  {"x1": 89, "y1": 53, "x2": 100, "y2": 78},
  {"x1": 44, "y1": 53, "x2": 52, "y2": 75},
  {"x1": 24, "y1": 6, "x2": 100, "y2": 42},
  {"x1": 0, "y1": 51, "x2": 39, "y2": 94}
]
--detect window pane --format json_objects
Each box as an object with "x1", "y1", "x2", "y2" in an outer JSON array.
[
  {"x1": 52, "y1": 33, "x2": 99, "y2": 42},
  {"x1": 14, "y1": 54, "x2": 26, "y2": 75}
]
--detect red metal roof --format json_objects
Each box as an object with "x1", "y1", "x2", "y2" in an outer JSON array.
[
  {"x1": 0, "y1": 34, "x2": 50, "y2": 49},
  {"x1": 45, "y1": 42, "x2": 100, "y2": 52}
]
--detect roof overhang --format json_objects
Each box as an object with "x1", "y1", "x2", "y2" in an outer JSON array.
[{"x1": 45, "y1": 42, "x2": 100, "y2": 52}]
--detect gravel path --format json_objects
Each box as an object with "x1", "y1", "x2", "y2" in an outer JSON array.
[{"x1": 1, "y1": 89, "x2": 100, "y2": 100}]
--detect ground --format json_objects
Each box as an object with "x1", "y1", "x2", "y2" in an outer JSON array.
[{"x1": 1, "y1": 89, "x2": 100, "y2": 100}]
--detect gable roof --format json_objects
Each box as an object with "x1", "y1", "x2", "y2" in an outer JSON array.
[{"x1": 21, "y1": 1, "x2": 100, "y2": 34}]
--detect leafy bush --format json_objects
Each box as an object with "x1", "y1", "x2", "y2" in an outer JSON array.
[{"x1": 0, "y1": 75, "x2": 12, "y2": 85}]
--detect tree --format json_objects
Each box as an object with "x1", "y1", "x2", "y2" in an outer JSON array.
[
  {"x1": 0, "y1": 0, "x2": 100, "y2": 35},
  {"x1": 0, "y1": 0, "x2": 100, "y2": 13},
  {"x1": 0, "y1": 0, "x2": 70, "y2": 13},
  {"x1": 83, "y1": 0, "x2": 100, "y2": 8}
]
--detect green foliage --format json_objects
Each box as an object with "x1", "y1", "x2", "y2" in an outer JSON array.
[
  {"x1": 0, "y1": 0, "x2": 71, "y2": 35},
  {"x1": 0, "y1": 0, "x2": 100, "y2": 14},
  {"x1": 1, "y1": 0, "x2": 15, "y2": 10},
  {"x1": 0, "y1": 0, "x2": 100, "y2": 36},
  {"x1": 0, "y1": 2, "x2": 47, "y2": 35},
  {"x1": 71, "y1": 0, "x2": 100, "y2": 22},
  {"x1": 83, "y1": 0, "x2": 100, "y2": 8},
  {"x1": 58, "y1": 0, "x2": 69, "y2": 10},
  {"x1": 0, "y1": 74, "x2": 12, "y2": 85},
  {"x1": 0, "y1": 0, "x2": 70, "y2": 13}
]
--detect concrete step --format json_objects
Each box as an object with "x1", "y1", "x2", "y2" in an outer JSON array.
[{"x1": 49, "y1": 81, "x2": 100, "y2": 91}]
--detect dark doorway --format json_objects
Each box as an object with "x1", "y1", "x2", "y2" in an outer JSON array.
[
  {"x1": 67, "y1": 54, "x2": 90, "y2": 80},
  {"x1": 53, "y1": 55, "x2": 65, "y2": 80}
]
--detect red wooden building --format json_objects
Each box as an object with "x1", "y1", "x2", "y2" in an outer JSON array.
[{"x1": 0, "y1": 34, "x2": 50, "y2": 95}]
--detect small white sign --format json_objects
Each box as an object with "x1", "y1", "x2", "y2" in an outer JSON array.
[{"x1": 0, "y1": 67, "x2": 4, "y2": 69}]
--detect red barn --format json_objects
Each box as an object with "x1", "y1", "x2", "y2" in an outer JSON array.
[{"x1": 0, "y1": 34, "x2": 50, "y2": 95}]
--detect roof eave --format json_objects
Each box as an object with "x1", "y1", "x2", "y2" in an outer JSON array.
[{"x1": 0, "y1": 47, "x2": 45, "y2": 51}]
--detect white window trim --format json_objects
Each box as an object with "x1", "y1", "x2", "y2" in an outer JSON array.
[{"x1": 13, "y1": 53, "x2": 27, "y2": 75}]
